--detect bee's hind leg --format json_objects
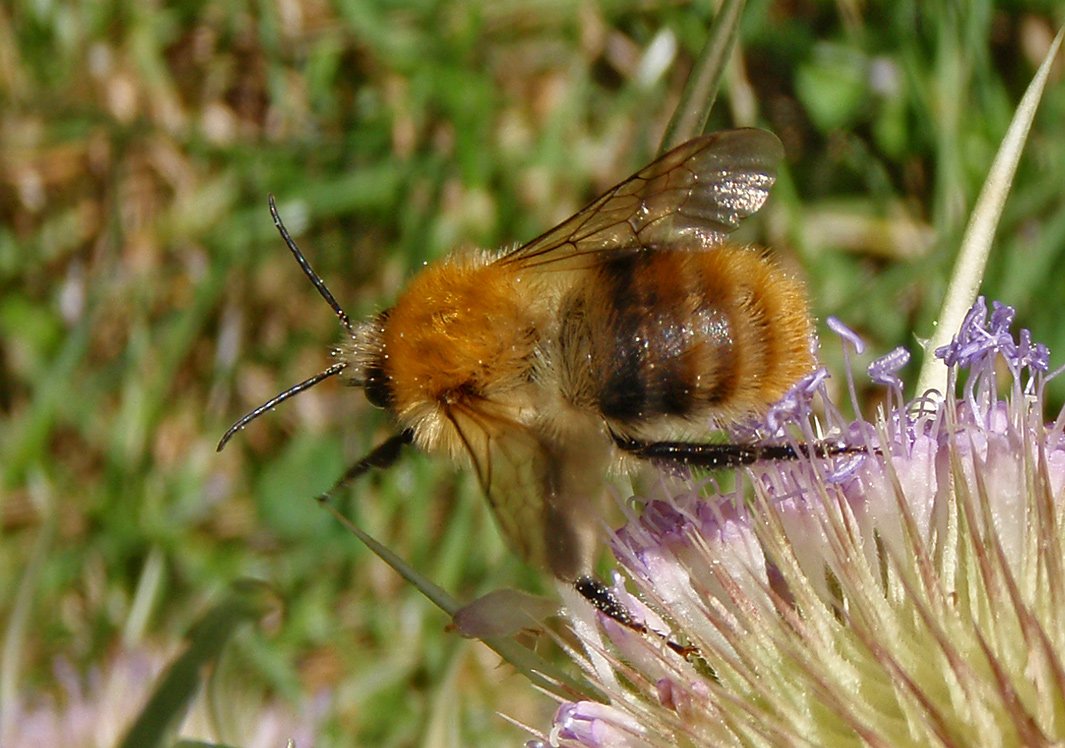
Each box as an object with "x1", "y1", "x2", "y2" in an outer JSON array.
[
  {"x1": 574, "y1": 575, "x2": 697, "y2": 658},
  {"x1": 610, "y1": 432, "x2": 861, "y2": 469}
]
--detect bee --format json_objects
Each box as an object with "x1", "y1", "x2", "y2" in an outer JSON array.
[{"x1": 219, "y1": 128, "x2": 822, "y2": 584}]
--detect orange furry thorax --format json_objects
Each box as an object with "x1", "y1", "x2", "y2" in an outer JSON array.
[{"x1": 381, "y1": 254, "x2": 544, "y2": 418}]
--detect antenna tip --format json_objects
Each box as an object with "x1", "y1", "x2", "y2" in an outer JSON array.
[{"x1": 216, "y1": 425, "x2": 242, "y2": 452}]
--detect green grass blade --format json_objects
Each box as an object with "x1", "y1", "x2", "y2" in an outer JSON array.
[
  {"x1": 117, "y1": 581, "x2": 278, "y2": 748},
  {"x1": 917, "y1": 27, "x2": 1065, "y2": 397},
  {"x1": 658, "y1": 0, "x2": 747, "y2": 152}
]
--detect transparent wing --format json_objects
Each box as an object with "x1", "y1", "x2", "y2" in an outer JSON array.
[
  {"x1": 447, "y1": 406, "x2": 551, "y2": 568},
  {"x1": 447, "y1": 405, "x2": 601, "y2": 578},
  {"x1": 499, "y1": 128, "x2": 784, "y2": 271}
]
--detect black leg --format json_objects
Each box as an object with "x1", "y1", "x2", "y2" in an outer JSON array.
[
  {"x1": 611, "y1": 432, "x2": 862, "y2": 469},
  {"x1": 318, "y1": 430, "x2": 414, "y2": 502},
  {"x1": 575, "y1": 575, "x2": 696, "y2": 658}
]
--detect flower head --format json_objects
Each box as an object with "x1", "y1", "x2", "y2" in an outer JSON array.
[{"x1": 534, "y1": 298, "x2": 1065, "y2": 747}]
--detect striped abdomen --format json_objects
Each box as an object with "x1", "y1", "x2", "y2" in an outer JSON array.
[{"x1": 557, "y1": 245, "x2": 813, "y2": 432}]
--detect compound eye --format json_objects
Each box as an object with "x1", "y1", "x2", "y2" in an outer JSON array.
[{"x1": 363, "y1": 363, "x2": 393, "y2": 409}]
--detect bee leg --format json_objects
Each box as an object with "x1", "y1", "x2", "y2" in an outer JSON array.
[
  {"x1": 574, "y1": 575, "x2": 697, "y2": 658},
  {"x1": 610, "y1": 432, "x2": 862, "y2": 469},
  {"x1": 317, "y1": 429, "x2": 414, "y2": 502}
]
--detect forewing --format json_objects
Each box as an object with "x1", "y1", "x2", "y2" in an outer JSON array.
[
  {"x1": 447, "y1": 406, "x2": 551, "y2": 569},
  {"x1": 447, "y1": 405, "x2": 606, "y2": 579},
  {"x1": 500, "y1": 128, "x2": 784, "y2": 271}
]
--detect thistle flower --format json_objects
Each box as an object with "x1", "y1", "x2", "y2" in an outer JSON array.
[{"x1": 533, "y1": 297, "x2": 1065, "y2": 747}]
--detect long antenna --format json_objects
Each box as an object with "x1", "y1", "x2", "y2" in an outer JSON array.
[
  {"x1": 218, "y1": 197, "x2": 361, "y2": 451},
  {"x1": 217, "y1": 362, "x2": 348, "y2": 451},
  {"x1": 268, "y1": 194, "x2": 355, "y2": 337}
]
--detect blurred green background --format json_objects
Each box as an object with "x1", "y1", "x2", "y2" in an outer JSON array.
[{"x1": 3, "y1": 1, "x2": 1065, "y2": 745}]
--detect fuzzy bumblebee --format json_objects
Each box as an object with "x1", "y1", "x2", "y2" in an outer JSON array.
[{"x1": 220, "y1": 129, "x2": 816, "y2": 582}]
